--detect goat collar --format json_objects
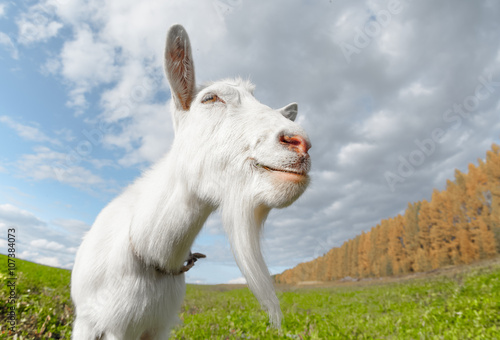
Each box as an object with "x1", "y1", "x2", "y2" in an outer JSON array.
[{"x1": 129, "y1": 237, "x2": 206, "y2": 275}]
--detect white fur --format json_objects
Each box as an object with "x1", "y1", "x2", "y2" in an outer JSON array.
[{"x1": 71, "y1": 24, "x2": 311, "y2": 339}]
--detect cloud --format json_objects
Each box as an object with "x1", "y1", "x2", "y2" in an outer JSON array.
[
  {"x1": 18, "y1": 250, "x2": 40, "y2": 259},
  {"x1": 41, "y1": 57, "x2": 61, "y2": 75},
  {"x1": 54, "y1": 128, "x2": 76, "y2": 142},
  {"x1": 58, "y1": 26, "x2": 118, "y2": 113},
  {"x1": 0, "y1": 116, "x2": 60, "y2": 145},
  {"x1": 0, "y1": 204, "x2": 87, "y2": 269},
  {"x1": 216, "y1": 0, "x2": 500, "y2": 270},
  {"x1": 51, "y1": 218, "x2": 90, "y2": 239},
  {"x1": 40, "y1": 0, "x2": 227, "y2": 158},
  {"x1": 8, "y1": 0, "x2": 500, "y2": 281},
  {"x1": 228, "y1": 277, "x2": 247, "y2": 284},
  {"x1": 61, "y1": 262, "x2": 74, "y2": 269},
  {"x1": 337, "y1": 143, "x2": 376, "y2": 166},
  {"x1": 0, "y1": 32, "x2": 19, "y2": 59},
  {"x1": 16, "y1": 3, "x2": 63, "y2": 45},
  {"x1": 0, "y1": 203, "x2": 46, "y2": 228},
  {"x1": 0, "y1": 3, "x2": 6, "y2": 18},
  {"x1": 30, "y1": 239, "x2": 66, "y2": 251},
  {"x1": 0, "y1": 115, "x2": 119, "y2": 194},
  {"x1": 37, "y1": 256, "x2": 61, "y2": 267},
  {"x1": 15, "y1": 146, "x2": 108, "y2": 191}
]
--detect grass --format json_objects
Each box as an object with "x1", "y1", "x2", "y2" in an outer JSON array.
[
  {"x1": 173, "y1": 264, "x2": 500, "y2": 339},
  {"x1": 0, "y1": 254, "x2": 499, "y2": 339},
  {"x1": 0, "y1": 254, "x2": 72, "y2": 339}
]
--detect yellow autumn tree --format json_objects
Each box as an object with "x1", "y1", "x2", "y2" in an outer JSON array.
[
  {"x1": 485, "y1": 144, "x2": 500, "y2": 252},
  {"x1": 388, "y1": 215, "x2": 407, "y2": 274},
  {"x1": 403, "y1": 202, "x2": 420, "y2": 272},
  {"x1": 415, "y1": 199, "x2": 432, "y2": 271}
]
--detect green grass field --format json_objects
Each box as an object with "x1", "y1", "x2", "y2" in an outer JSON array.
[{"x1": 0, "y1": 254, "x2": 499, "y2": 339}]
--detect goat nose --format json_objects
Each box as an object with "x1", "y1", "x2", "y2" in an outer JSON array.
[{"x1": 279, "y1": 135, "x2": 311, "y2": 154}]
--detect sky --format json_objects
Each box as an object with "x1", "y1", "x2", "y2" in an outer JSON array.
[{"x1": 0, "y1": 0, "x2": 499, "y2": 285}]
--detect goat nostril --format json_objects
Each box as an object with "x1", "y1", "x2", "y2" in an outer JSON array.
[
  {"x1": 280, "y1": 135, "x2": 310, "y2": 154},
  {"x1": 280, "y1": 135, "x2": 300, "y2": 146}
]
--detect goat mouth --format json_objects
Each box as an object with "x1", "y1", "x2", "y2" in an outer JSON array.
[{"x1": 255, "y1": 163, "x2": 307, "y2": 177}]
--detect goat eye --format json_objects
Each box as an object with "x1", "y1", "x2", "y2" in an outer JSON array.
[
  {"x1": 201, "y1": 93, "x2": 217, "y2": 103},
  {"x1": 201, "y1": 93, "x2": 224, "y2": 104}
]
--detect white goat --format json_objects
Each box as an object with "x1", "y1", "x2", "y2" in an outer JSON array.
[{"x1": 71, "y1": 24, "x2": 311, "y2": 340}]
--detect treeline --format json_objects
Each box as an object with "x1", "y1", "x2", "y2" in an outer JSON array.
[{"x1": 275, "y1": 144, "x2": 500, "y2": 284}]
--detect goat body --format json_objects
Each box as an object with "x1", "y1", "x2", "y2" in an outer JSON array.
[{"x1": 71, "y1": 24, "x2": 311, "y2": 339}]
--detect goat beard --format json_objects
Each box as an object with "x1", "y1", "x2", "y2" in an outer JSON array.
[{"x1": 221, "y1": 191, "x2": 283, "y2": 328}]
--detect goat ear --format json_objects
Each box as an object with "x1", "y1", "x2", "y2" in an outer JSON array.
[
  {"x1": 279, "y1": 102, "x2": 298, "y2": 121},
  {"x1": 164, "y1": 24, "x2": 196, "y2": 111}
]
